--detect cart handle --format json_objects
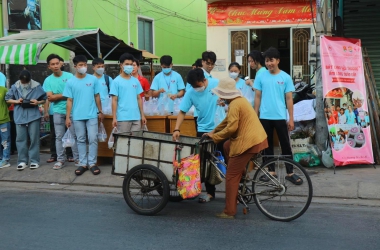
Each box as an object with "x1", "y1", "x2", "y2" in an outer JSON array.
[{"x1": 199, "y1": 135, "x2": 211, "y2": 144}]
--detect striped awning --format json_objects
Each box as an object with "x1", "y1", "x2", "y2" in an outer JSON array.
[{"x1": 0, "y1": 43, "x2": 41, "y2": 65}]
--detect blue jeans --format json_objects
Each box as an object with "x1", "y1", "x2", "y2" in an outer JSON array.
[
  {"x1": 16, "y1": 118, "x2": 40, "y2": 164},
  {"x1": 0, "y1": 122, "x2": 11, "y2": 161},
  {"x1": 73, "y1": 118, "x2": 98, "y2": 167},
  {"x1": 54, "y1": 113, "x2": 79, "y2": 163}
]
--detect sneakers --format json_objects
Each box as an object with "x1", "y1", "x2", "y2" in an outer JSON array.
[
  {"x1": 0, "y1": 160, "x2": 10, "y2": 169},
  {"x1": 17, "y1": 162, "x2": 27, "y2": 171},
  {"x1": 30, "y1": 163, "x2": 40, "y2": 169}
]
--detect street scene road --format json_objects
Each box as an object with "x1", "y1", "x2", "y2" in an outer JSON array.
[{"x1": 1, "y1": 185, "x2": 379, "y2": 250}]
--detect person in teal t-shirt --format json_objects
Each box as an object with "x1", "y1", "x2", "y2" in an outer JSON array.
[
  {"x1": 110, "y1": 53, "x2": 146, "y2": 132},
  {"x1": 0, "y1": 86, "x2": 10, "y2": 168},
  {"x1": 43, "y1": 54, "x2": 78, "y2": 170},
  {"x1": 245, "y1": 50, "x2": 267, "y2": 87},
  {"x1": 63, "y1": 55, "x2": 103, "y2": 176},
  {"x1": 254, "y1": 47, "x2": 303, "y2": 185},
  {"x1": 150, "y1": 55, "x2": 185, "y2": 113},
  {"x1": 228, "y1": 62, "x2": 255, "y2": 107},
  {"x1": 0, "y1": 72, "x2": 6, "y2": 87}
]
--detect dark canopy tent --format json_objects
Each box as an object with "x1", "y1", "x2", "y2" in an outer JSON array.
[{"x1": 0, "y1": 28, "x2": 142, "y2": 65}]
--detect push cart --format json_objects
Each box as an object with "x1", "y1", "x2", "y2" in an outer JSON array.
[
  {"x1": 112, "y1": 131, "x2": 214, "y2": 215},
  {"x1": 112, "y1": 131, "x2": 313, "y2": 221}
]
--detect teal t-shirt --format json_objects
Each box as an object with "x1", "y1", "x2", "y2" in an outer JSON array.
[
  {"x1": 151, "y1": 70, "x2": 185, "y2": 112},
  {"x1": 96, "y1": 74, "x2": 113, "y2": 103},
  {"x1": 63, "y1": 74, "x2": 100, "y2": 121},
  {"x1": 180, "y1": 78, "x2": 219, "y2": 132},
  {"x1": 0, "y1": 72, "x2": 6, "y2": 87},
  {"x1": 43, "y1": 72, "x2": 73, "y2": 115},
  {"x1": 109, "y1": 75, "x2": 143, "y2": 121},
  {"x1": 254, "y1": 70, "x2": 295, "y2": 120}
]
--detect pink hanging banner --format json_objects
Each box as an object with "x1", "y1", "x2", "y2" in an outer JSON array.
[{"x1": 320, "y1": 36, "x2": 374, "y2": 166}]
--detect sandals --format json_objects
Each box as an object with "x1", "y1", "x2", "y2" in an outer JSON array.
[
  {"x1": 285, "y1": 174, "x2": 303, "y2": 185},
  {"x1": 216, "y1": 212, "x2": 235, "y2": 219},
  {"x1": 198, "y1": 194, "x2": 214, "y2": 203},
  {"x1": 67, "y1": 157, "x2": 75, "y2": 162},
  {"x1": 75, "y1": 166, "x2": 88, "y2": 176},
  {"x1": 53, "y1": 162, "x2": 64, "y2": 170},
  {"x1": 46, "y1": 157, "x2": 57, "y2": 163},
  {"x1": 259, "y1": 174, "x2": 278, "y2": 182},
  {"x1": 90, "y1": 165, "x2": 101, "y2": 175}
]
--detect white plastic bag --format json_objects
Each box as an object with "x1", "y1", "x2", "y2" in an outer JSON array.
[
  {"x1": 322, "y1": 142, "x2": 334, "y2": 168},
  {"x1": 214, "y1": 105, "x2": 226, "y2": 126},
  {"x1": 242, "y1": 84, "x2": 255, "y2": 107},
  {"x1": 142, "y1": 124, "x2": 148, "y2": 131},
  {"x1": 158, "y1": 93, "x2": 170, "y2": 115},
  {"x1": 98, "y1": 122, "x2": 107, "y2": 142},
  {"x1": 108, "y1": 127, "x2": 119, "y2": 149},
  {"x1": 62, "y1": 129, "x2": 75, "y2": 148},
  {"x1": 102, "y1": 96, "x2": 112, "y2": 115},
  {"x1": 173, "y1": 98, "x2": 181, "y2": 115}
]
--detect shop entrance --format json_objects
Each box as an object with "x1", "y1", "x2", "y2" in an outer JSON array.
[{"x1": 230, "y1": 27, "x2": 311, "y2": 81}]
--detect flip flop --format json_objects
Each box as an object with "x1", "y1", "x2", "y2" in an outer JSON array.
[
  {"x1": 198, "y1": 194, "x2": 214, "y2": 203},
  {"x1": 75, "y1": 166, "x2": 88, "y2": 176},
  {"x1": 259, "y1": 174, "x2": 278, "y2": 182},
  {"x1": 46, "y1": 157, "x2": 57, "y2": 163},
  {"x1": 285, "y1": 174, "x2": 303, "y2": 185},
  {"x1": 90, "y1": 165, "x2": 101, "y2": 175},
  {"x1": 53, "y1": 162, "x2": 64, "y2": 170}
]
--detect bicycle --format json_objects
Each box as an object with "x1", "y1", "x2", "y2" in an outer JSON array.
[{"x1": 208, "y1": 151, "x2": 313, "y2": 222}]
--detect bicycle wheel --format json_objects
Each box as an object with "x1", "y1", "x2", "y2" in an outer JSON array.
[
  {"x1": 252, "y1": 158, "x2": 313, "y2": 221},
  {"x1": 123, "y1": 164, "x2": 169, "y2": 215}
]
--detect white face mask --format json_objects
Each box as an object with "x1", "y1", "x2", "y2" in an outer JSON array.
[
  {"x1": 77, "y1": 67, "x2": 87, "y2": 74},
  {"x1": 229, "y1": 72, "x2": 239, "y2": 79},
  {"x1": 95, "y1": 68, "x2": 105, "y2": 75},
  {"x1": 194, "y1": 86, "x2": 205, "y2": 92}
]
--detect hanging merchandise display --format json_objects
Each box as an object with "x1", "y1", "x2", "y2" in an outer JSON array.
[{"x1": 321, "y1": 36, "x2": 374, "y2": 166}]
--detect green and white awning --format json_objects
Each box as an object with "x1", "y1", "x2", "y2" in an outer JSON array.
[
  {"x1": 0, "y1": 43, "x2": 41, "y2": 65},
  {"x1": 0, "y1": 28, "x2": 142, "y2": 65}
]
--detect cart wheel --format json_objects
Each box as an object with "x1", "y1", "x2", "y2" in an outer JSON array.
[
  {"x1": 123, "y1": 164, "x2": 169, "y2": 215},
  {"x1": 157, "y1": 182, "x2": 183, "y2": 202}
]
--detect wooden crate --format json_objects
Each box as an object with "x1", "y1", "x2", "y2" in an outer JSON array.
[
  {"x1": 168, "y1": 115, "x2": 197, "y2": 137},
  {"x1": 146, "y1": 115, "x2": 169, "y2": 133}
]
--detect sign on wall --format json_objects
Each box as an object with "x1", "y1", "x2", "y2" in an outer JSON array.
[
  {"x1": 207, "y1": 0, "x2": 316, "y2": 26},
  {"x1": 320, "y1": 36, "x2": 374, "y2": 166},
  {"x1": 7, "y1": 0, "x2": 41, "y2": 30}
]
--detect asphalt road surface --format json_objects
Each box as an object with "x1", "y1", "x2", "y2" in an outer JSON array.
[{"x1": 0, "y1": 187, "x2": 379, "y2": 250}]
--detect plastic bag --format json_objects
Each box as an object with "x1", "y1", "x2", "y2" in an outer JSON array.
[
  {"x1": 294, "y1": 153, "x2": 321, "y2": 167},
  {"x1": 157, "y1": 93, "x2": 170, "y2": 116},
  {"x1": 142, "y1": 124, "x2": 148, "y2": 131},
  {"x1": 102, "y1": 96, "x2": 112, "y2": 115},
  {"x1": 242, "y1": 84, "x2": 255, "y2": 106},
  {"x1": 143, "y1": 99, "x2": 154, "y2": 116},
  {"x1": 214, "y1": 151, "x2": 226, "y2": 175},
  {"x1": 173, "y1": 98, "x2": 181, "y2": 115},
  {"x1": 108, "y1": 127, "x2": 119, "y2": 149},
  {"x1": 98, "y1": 122, "x2": 107, "y2": 142},
  {"x1": 62, "y1": 129, "x2": 75, "y2": 148},
  {"x1": 322, "y1": 142, "x2": 334, "y2": 168},
  {"x1": 214, "y1": 105, "x2": 226, "y2": 126}
]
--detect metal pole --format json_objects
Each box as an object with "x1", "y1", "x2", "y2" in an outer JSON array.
[
  {"x1": 2, "y1": 0, "x2": 10, "y2": 88},
  {"x1": 67, "y1": 0, "x2": 75, "y2": 73},
  {"x1": 127, "y1": 0, "x2": 131, "y2": 44},
  {"x1": 97, "y1": 32, "x2": 101, "y2": 58}
]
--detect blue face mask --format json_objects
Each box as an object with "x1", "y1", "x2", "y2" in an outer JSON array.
[
  {"x1": 123, "y1": 65, "x2": 133, "y2": 75},
  {"x1": 162, "y1": 68, "x2": 172, "y2": 74}
]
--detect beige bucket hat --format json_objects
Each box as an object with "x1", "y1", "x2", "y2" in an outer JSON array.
[{"x1": 211, "y1": 77, "x2": 242, "y2": 99}]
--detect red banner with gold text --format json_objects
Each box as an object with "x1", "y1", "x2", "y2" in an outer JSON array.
[{"x1": 207, "y1": 0, "x2": 316, "y2": 26}]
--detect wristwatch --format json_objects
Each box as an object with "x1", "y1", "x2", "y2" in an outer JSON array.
[{"x1": 97, "y1": 111, "x2": 103, "y2": 114}]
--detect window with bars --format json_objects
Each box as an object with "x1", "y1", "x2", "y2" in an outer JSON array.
[{"x1": 138, "y1": 18, "x2": 153, "y2": 53}]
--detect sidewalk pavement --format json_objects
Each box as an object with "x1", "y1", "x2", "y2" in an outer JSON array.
[{"x1": 1, "y1": 152, "x2": 380, "y2": 202}]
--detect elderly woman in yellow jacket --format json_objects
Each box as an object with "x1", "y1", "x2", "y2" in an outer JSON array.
[{"x1": 204, "y1": 77, "x2": 268, "y2": 219}]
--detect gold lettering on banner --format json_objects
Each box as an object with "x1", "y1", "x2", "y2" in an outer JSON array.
[
  {"x1": 229, "y1": 10, "x2": 247, "y2": 16},
  {"x1": 301, "y1": 5, "x2": 311, "y2": 13},
  {"x1": 250, "y1": 9, "x2": 273, "y2": 17},
  {"x1": 278, "y1": 7, "x2": 296, "y2": 14}
]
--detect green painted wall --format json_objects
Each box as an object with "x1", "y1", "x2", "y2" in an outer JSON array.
[{"x1": 0, "y1": 0, "x2": 207, "y2": 65}]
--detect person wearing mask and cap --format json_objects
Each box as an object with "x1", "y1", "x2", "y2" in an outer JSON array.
[
  {"x1": 203, "y1": 77, "x2": 268, "y2": 219},
  {"x1": 63, "y1": 55, "x2": 103, "y2": 176},
  {"x1": 110, "y1": 53, "x2": 147, "y2": 133},
  {"x1": 150, "y1": 55, "x2": 185, "y2": 114},
  {"x1": 5, "y1": 70, "x2": 47, "y2": 170}
]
